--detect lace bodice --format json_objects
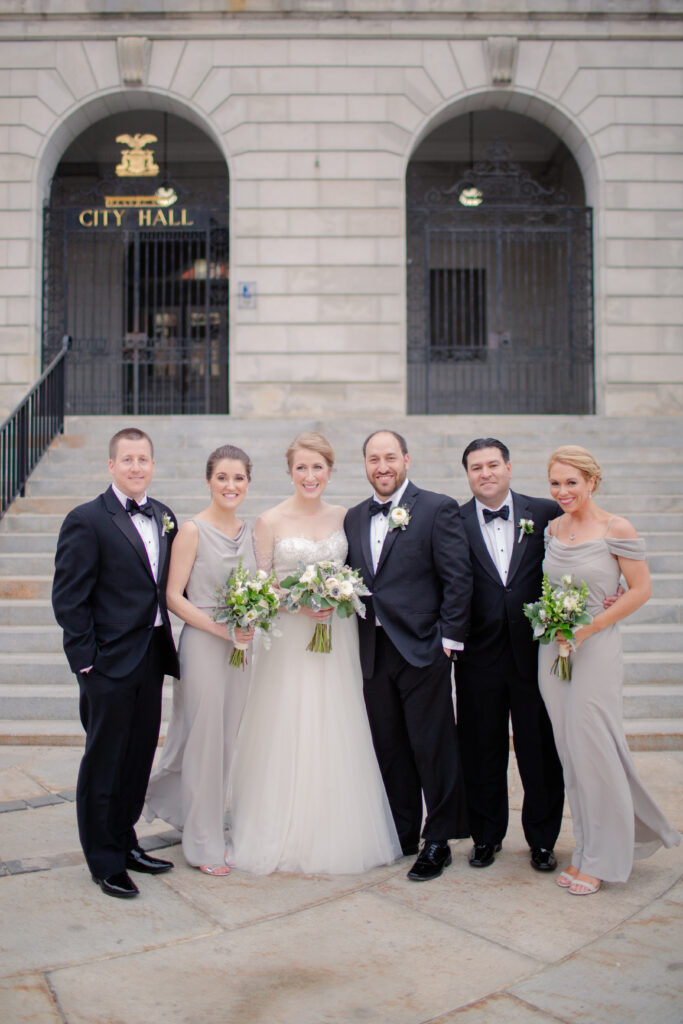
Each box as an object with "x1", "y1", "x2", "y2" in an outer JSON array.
[{"x1": 272, "y1": 530, "x2": 348, "y2": 579}]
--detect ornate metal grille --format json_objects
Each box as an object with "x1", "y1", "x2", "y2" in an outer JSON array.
[
  {"x1": 42, "y1": 183, "x2": 229, "y2": 415},
  {"x1": 407, "y1": 144, "x2": 594, "y2": 414}
]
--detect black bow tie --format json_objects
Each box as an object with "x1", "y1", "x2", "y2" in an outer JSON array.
[
  {"x1": 126, "y1": 498, "x2": 154, "y2": 519},
  {"x1": 369, "y1": 500, "x2": 391, "y2": 517},
  {"x1": 483, "y1": 505, "x2": 510, "y2": 523}
]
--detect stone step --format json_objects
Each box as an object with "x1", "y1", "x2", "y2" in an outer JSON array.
[
  {"x1": 11, "y1": 477, "x2": 683, "y2": 513},
  {"x1": 0, "y1": 650, "x2": 677, "y2": 686},
  {"x1": 5, "y1": 495, "x2": 683, "y2": 532},
  {"x1": 26, "y1": 447, "x2": 683, "y2": 473},
  {"x1": 0, "y1": 683, "x2": 173, "y2": 721},
  {"x1": 621, "y1": 652, "x2": 683, "y2": 682},
  {"x1": 0, "y1": 719, "x2": 168, "y2": 746},
  {"x1": 620, "y1": 684, "x2": 683, "y2": 719},
  {"x1": 0, "y1": 715, "x2": 679, "y2": 750},
  {"x1": 0, "y1": 626, "x2": 63, "y2": 654},
  {"x1": 55, "y1": 412, "x2": 683, "y2": 441},
  {"x1": 0, "y1": 600, "x2": 55, "y2": 626},
  {"x1": 621, "y1": 624, "x2": 683, "y2": 653},
  {"x1": 0, "y1": 577, "x2": 52, "y2": 600},
  {"x1": 0, "y1": 681, "x2": 676, "y2": 722},
  {"x1": 3, "y1": 518, "x2": 683, "y2": 556},
  {"x1": 630, "y1": 598, "x2": 683, "y2": 625},
  {"x1": 0, "y1": 620, "x2": 183, "y2": 654},
  {"x1": 1, "y1": 619, "x2": 679, "y2": 656}
]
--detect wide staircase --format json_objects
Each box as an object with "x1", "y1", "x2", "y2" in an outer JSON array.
[{"x1": 1, "y1": 414, "x2": 681, "y2": 748}]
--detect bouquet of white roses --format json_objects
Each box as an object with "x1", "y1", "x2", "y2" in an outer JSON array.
[
  {"x1": 279, "y1": 559, "x2": 370, "y2": 653},
  {"x1": 213, "y1": 561, "x2": 280, "y2": 669},
  {"x1": 523, "y1": 573, "x2": 592, "y2": 681}
]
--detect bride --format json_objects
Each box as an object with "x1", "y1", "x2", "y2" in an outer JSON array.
[{"x1": 226, "y1": 431, "x2": 401, "y2": 874}]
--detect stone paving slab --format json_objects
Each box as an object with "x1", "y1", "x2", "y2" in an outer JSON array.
[
  {"x1": 431, "y1": 994, "x2": 563, "y2": 1022},
  {"x1": 165, "y1": 852, "x2": 407, "y2": 931},
  {"x1": 0, "y1": 864, "x2": 217, "y2": 977},
  {"x1": 0, "y1": 975, "x2": 63, "y2": 1024},
  {"x1": 47, "y1": 889, "x2": 539, "y2": 1024},
  {"x1": 374, "y1": 823, "x2": 683, "y2": 965},
  {"x1": 509, "y1": 890, "x2": 683, "y2": 1024},
  {"x1": 0, "y1": 748, "x2": 681, "y2": 1023}
]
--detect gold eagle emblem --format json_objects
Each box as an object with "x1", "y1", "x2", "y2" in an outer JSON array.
[{"x1": 115, "y1": 134, "x2": 160, "y2": 177}]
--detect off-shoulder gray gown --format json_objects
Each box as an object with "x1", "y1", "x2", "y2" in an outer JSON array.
[{"x1": 539, "y1": 533, "x2": 680, "y2": 883}]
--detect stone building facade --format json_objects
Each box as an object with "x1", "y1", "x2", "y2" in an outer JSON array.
[{"x1": 0, "y1": 1, "x2": 681, "y2": 419}]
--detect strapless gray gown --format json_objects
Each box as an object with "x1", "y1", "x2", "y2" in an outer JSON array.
[
  {"x1": 144, "y1": 518, "x2": 255, "y2": 867},
  {"x1": 539, "y1": 534, "x2": 680, "y2": 882},
  {"x1": 226, "y1": 530, "x2": 401, "y2": 874}
]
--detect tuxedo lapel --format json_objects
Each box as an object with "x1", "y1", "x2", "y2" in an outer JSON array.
[
  {"x1": 506, "y1": 491, "x2": 531, "y2": 585},
  {"x1": 461, "y1": 497, "x2": 501, "y2": 586},
  {"x1": 104, "y1": 486, "x2": 155, "y2": 580},
  {"x1": 375, "y1": 482, "x2": 419, "y2": 577},
  {"x1": 358, "y1": 499, "x2": 375, "y2": 583},
  {"x1": 151, "y1": 500, "x2": 169, "y2": 580}
]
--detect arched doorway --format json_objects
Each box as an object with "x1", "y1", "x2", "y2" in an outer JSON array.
[
  {"x1": 43, "y1": 110, "x2": 229, "y2": 414},
  {"x1": 407, "y1": 110, "x2": 594, "y2": 414}
]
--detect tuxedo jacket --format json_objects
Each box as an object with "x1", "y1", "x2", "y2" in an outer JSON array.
[
  {"x1": 52, "y1": 485, "x2": 179, "y2": 680},
  {"x1": 345, "y1": 482, "x2": 472, "y2": 676},
  {"x1": 457, "y1": 491, "x2": 559, "y2": 678}
]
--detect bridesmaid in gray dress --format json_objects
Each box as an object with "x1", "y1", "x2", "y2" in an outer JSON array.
[
  {"x1": 539, "y1": 445, "x2": 680, "y2": 896},
  {"x1": 144, "y1": 445, "x2": 256, "y2": 874}
]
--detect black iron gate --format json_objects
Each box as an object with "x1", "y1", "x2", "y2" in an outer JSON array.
[
  {"x1": 407, "y1": 144, "x2": 594, "y2": 414},
  {"x1": 42, "y1": 205, "x2": 229, "y2": 414}
]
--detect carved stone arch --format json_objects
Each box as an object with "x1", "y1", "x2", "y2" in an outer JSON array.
[
  {"x1": 406, "y1": 101, "x2": 595, "y2": 415},
  {"x1": 41, "y1": 95, "x2": 231, "y2": 414}
]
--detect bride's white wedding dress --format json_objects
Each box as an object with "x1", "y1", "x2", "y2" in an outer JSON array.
[{"x1": 226, "y1": 529, "x2": 401, "y2": 874}]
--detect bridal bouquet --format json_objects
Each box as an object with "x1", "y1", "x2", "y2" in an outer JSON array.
[
  {"x1": 279, "y1": 560, "x2": 371, "y2": 653},
  {"x1": 523, "y1": 573, "x2": 592, "y2": 681},
  {"x1": 213, "y1": 561, "x2": 280, "y2": 669}
]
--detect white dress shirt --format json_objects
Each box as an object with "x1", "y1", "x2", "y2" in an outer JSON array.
[
  {"x1": 112, "y1": 483, "x2": 162, "y2": 626},
  {"x1": 369, "y1": 478, "x2": 410, "y2": 573},
  {"x1": 476, "y1": 492, "x2": 514, "y2": 584},
  {"x1": 368, "y1": 479, "x2": 462, "y2": 651}
]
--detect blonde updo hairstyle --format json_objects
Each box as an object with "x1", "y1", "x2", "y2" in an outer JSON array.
[
  {"x1": 548, "y1": 445, "x2": 602, "y2": 494},
  {"x1": 285, "y1": 431, "x2": 335, "y2": 472}
]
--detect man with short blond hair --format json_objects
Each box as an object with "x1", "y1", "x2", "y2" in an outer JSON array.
[{"x1": 52, "y1": 427, "x2": 179, "y2": 898}]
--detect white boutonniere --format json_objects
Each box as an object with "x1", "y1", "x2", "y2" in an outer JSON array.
[
  {"x1": 161, "y1": 512, "x2": 175, "y2": 536},
  {"x1": 517, "y1": 518, "x2": 534, "y2": 543},
  {"x1": 388, "y1": 505, "x2": 411, "y2": 532}
]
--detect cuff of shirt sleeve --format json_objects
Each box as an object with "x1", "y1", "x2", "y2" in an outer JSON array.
[{"x1": 442, "y1": 639, "x2": 464, "y2": 651}]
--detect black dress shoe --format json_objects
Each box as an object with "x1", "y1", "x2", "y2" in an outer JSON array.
[
  {"x1": 468, "y1": 842, "x2": 502, "y2": 868},
  {"x1": 92, "y1": 871, "x2": 139, "y2": 898},
  {"x1": 407, "y1": 841, "x2": 452, "y2": 881},
  {"x1": 530, "y1": 847, "x2": 557, "y2": 872},
  {"x1": 126, "y1": 846, "x2": 174, "y2": 874},
  {"x1": 401, "y1": 841, "x2": 420, "y2": 857}
]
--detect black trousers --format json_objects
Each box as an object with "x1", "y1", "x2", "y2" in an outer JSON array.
[
  {"x1": 363, "y1": 627, "x2": 469, "y2": 849},
  {"x1": 76, "y1": 628, "x2": 165, "y2": 879},
  {"x1": 455, "y1": 657, "x2": 564, "y2": 850}
]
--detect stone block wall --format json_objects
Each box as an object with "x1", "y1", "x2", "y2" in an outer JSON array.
[{"x1": 0, "y1": 2, "x2": 681, "y2": 417}]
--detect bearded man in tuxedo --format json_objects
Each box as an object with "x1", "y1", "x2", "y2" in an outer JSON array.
[
  {"x1": 345, "y1": 430, "x2": 472, "y2": 881},
  {"x1": 455, "y1": 438, "x2": 564, "y2": 872},
  {"x1": 52, "y1": 427, "x2": 179, "y2": 898}
]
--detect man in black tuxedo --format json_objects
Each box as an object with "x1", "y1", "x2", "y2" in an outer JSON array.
[
  {"x1": 345, "y1": 430, "x2": 472, "y2": 881},
  {"x1": 52, "y1": 427, "x2": 180, "y2": 898},
  {"x1": 455, "y1": 438, "x2": 564, "y2": 872}
]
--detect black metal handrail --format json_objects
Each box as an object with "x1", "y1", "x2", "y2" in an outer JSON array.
[{"x1": 0, "y1": 335, "x2": 71, "y2": 519}]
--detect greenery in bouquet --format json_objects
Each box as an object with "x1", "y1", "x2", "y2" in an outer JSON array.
[
  {"x1": 523, "y1": 573, "x2": 592, "y2": 681},
  {"x1": 213, "y1": 560, "x2": 280, "y2": 668},
  {"x1": 279, "y1": 560, "x2": 371, "y2": 653}
]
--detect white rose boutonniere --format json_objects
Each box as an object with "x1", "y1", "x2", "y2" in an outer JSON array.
[
  {"x1": 161, "y1": 512, "x2": 175, "y2": 536},
  {"x1": 388, "y1": 505, "x2": 411, "y2": 532},
  {"x1": 517, "y1": 518, "x2": 534, "y2": 544}
]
